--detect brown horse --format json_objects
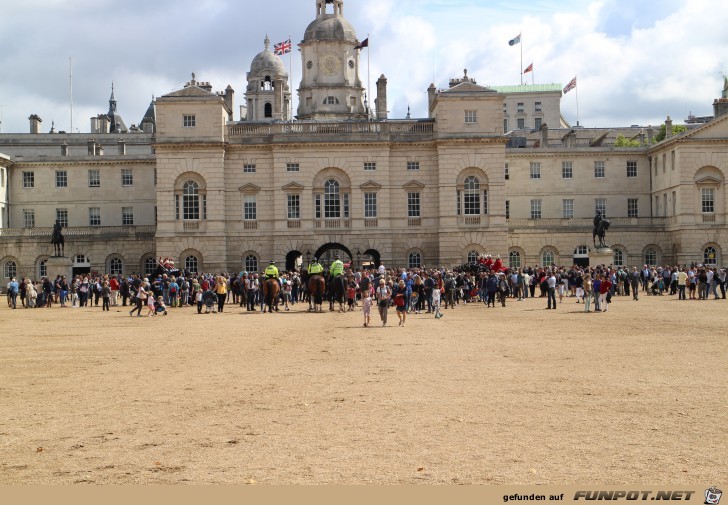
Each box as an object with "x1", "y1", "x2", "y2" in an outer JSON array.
[
  {"x1": 261, "y1": 278, "x2": 280, "y2": 313},
  {"x1": 307, "y1": 274, "x2": 326, "y2": 312}
]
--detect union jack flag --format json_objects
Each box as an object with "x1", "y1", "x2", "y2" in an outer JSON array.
[
  {"x1": 274, "y1": 39, "x2": 292, "y2": 55},
  {"x1": 563, "y1": 76, "x2": 577, "y2": 94}
]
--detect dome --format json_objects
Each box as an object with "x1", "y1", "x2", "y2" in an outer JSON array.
[
  {"x1": 303, "y1": 16, "x2": 357, "y2": 43},
  {"x1": 250, "y1": 36, "x2": 287, "y2": 76}
]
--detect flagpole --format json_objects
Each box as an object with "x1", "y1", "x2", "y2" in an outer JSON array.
[
  {"x1": 520, "y1": 33, "x2": 523, "y2": 85},
  {"x1": 367, "y1": 33, "x2": 371, "y2": 118},
  {"x1": 289, "y1": 34, "x2": 293, "y2": 121},
  {"x1": 575, "y1": 74, "x2": 580, "y2": 126}
]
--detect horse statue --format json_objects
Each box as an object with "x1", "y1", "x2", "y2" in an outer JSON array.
[
  {"x1": 261, "y1": 278, "x2": 280, "y2": 313},
  {"x1": 327, "y1": 273, "x2": 347, "y2": 313},
  {"x1": 51, "y1": 220, "x2": 65, "y2": 257},
  {"x1": 593, "y1": 218, "x2": 611, "y2": 249},
  {"x1": 307, "y1": 274, "x2": 326, "y2": 312}
]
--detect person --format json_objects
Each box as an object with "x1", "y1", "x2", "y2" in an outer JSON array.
[
  {"x1": 215, "y1": 276, "x2": 227, "y2": 312},
  {"x1": 375, "y1": 278, "x2": 391, "y2": 327},
  {"x1": 630, "y1": 267, "x2": 640, "y2": 301},
  {"x1": 308, "y1": 258, "x2": 324, "y2": 275},
  {"x1": 8, "y1": 278, "x2": 19, "y2": 309},
  {"x1": 146, "y1": 286, "x2": 156, "y2": 316},
  {"x1": 329, "y1": 255, "x2": 344, "y2": 278},
  {"x1": 154, "y1": 296, "x2": 168, "y2": 315},
  {"x1": 583, "y1": 274, "x2": 593, "y2": 312},
  {"x1": 677, "y1": 267, "x2": 688, "y2": 300},
  {"x1": 195, "y1": 289, "x2": 204, "y2": 314},
  {"x1": 498, "y1": 273, "x2": 509, "y2": 307},
  {"x1": 432, "y1": 277, "x2": 443, "y2": 318},
  {"x1": 109, "y1": 276, "x2": 119, "y2": 306},
  {"x1": 130, "y1": 281, "x2": 147, "y2": 317},
  {"x1": 546, "y1": 271, "x2": 557, "y2": 309},
  {"x1": 102, "y1": 281, "x2": 111, "y2": 311},
  {"x1": 599, "y1": 273, "x2": 612, "y2": 312},
  {"x1": 362, "y1": 287, "x2": 372, "y2": 327},
  {"x1": 393, "y1": 279, "x2": 407, "y2": 326},
  {"x1": 168, "y1": 277, "x2": 179, "y2": 307},
  {"x1": 346, "y1": 281, "x2": 356, "y2": 311}
]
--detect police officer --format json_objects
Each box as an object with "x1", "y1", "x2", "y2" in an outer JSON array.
[
  {"x1": 308, "y1": 257, "x2": 324, "y2": 275},
  {"x1": 329, "y1": 255, "x2": 344, "y2": 278},
  {"x1": 265, "y1": 260, "x2": 279, "y2": 280}
]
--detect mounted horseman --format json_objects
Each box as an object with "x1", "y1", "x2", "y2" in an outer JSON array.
[
  {"x1": 592, "y1": 210, "x2": 611, "y2": 249},
  {"x1": 306, "y1": 257, "x2": 326, "y2": 312},
  {"x1": 327, "y1": 254, "x2": 346, "y2": 312},
  {"x1": 51, "y1": 220, "x2": 65, "y2": 257},
  {"x1": 262, "y1": 260, "x2": 280, "y2": 313}
]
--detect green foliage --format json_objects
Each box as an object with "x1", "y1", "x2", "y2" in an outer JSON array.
[
  {"x1": 654, "y1": 123, "x2": 687, "y2": 142},
  {"x1": 613, "y1": 134, "x2": 640, "y2": 147}
]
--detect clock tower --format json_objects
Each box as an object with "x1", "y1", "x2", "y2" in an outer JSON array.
[{"x1": 297, "y1": 0, "x2": 367, "y2": 120}]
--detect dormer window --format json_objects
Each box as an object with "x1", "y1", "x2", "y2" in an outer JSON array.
[{"x1": 324, "y1": 96, "x2": 339, "y2": 105}]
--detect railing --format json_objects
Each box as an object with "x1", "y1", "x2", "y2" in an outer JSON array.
[
  {"x1": 183, "y1": 221, "x2": 199, "y2": 230},
  {"x1": 314, "y1": 219, "x2": 351, "y2": 229},
  {"x1": 364, "y1": 218, "x2": 378, "y2": 228},
  {"x1": 243, "y1": 221, "x2": 258, "y2": 230},
  {"x1": 507, "y1": 217, "x2": 670, "y2": 227},
  {"x1": 287, "y1": 220, "x2": 301, "y2": 229},
  {"x1": 702, "y1": 214, "x2": 716, "y2": 223},
  {"x1": 0, "y1": 225, "x2": 156, "y2": 239},
  {"x1": 408, "y1": 218, "x2": 421, "y2": 227},
  {"x1": 229, "y1": 120, "x2": 434, "y2": 138},
  {"x1": 460, "y1": 216, "x2": 481, "y2": 226}
]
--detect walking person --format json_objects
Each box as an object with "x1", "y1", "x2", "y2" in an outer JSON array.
[
  {"x1": 599, "y1": 273, "x2": 612, "y2": 312},
  {"x1": 393, "y1": 279, "x2": 408, "y2": 326},
  {"x1": 130, "y1": 281, "x2": 147, "y2": 317},
  {"x1": 375, "y1": 279, "x2": 391, "y2": 327},
  {"x1": 362, "y1": 287, "x2": 372, "y2": 327}
]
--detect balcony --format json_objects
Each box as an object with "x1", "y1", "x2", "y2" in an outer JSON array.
[
  {"x1": 314, "y1": 219, "x2": 351, "y2": 229},
  {"x1": 408, "y1": 218, "x2": 422, "y2": 227},
  {"x1": 287, "y1": 220, "x2": 301, "y2": 229},
  {"x1": 702, "y1": 213, "x2": 716, "y2": 223},
  {"x1": 459, "y1": 215, "x2": 482, "y2": 226},
  {"x1": 243, "y1": 221, "x2": 258, "y2": 230},
  {"x1": 0, "y1": 225, "x2": 157, "y2": 240},
  {"x1": 364, "y1": 218, "x2": 378, "y2": 228},
  {"x1": 183, "y1": 221, "x2": 199, "y2": 231}
]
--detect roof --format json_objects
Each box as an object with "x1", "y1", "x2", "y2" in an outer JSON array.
[
  {"x1": 491, "y1": 84, "x2": 563, "y2": 94},
  {"x1": 162, "y1": 86, "x2": 216, "y2": 98}
]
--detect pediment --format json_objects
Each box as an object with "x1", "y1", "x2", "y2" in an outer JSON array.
[
  {"x1": 239, "y1": 183, "x2": 261, "y2": 193},
  {"x1": 403, "y1": 180, "x2": 425, "y2": 190},
  {"x1": 359, "y1": 180, "x2": 382, "y2": 190},
  {"x1": 282, "y1": 182, "x2": 304, "y2": 192},
  {"x1": 444, "y1": 82, "x2": 496, "y2": 93},
  {"x1": 695, "y1": 176, "x2": 722, "y2": 185}
]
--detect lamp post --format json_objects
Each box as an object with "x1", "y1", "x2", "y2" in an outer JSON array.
[
  {"x1": 305, "y1": 250, "x2": 311, "y2": 266},
  {"x1": 356, "y1": 250, "x2": 361, "y2": 270}
]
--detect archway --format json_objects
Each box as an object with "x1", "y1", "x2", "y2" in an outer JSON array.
[
  {"x1": 362, "y1": 249, "x2": 381, "y2": 269},
  {"x1": 286, "y1": 250, "x2": 303, "y2": 272},
  {"x1": 314, "y1": 243, "x2": 353, "y2": 269}
]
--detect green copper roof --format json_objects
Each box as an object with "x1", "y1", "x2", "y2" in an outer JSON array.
[{"x1": 490, "y1": 84, "x2": 562, "y2": 93}]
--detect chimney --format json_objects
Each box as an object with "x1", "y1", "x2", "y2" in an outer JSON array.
[
  {"x1": 87, "y1": 138, "x2": 97, "y2": 156},
  {"x1": 117, "y1": 138, "x2": 126, "y2": 155},
  {"x1": 540, "y1": 122, "x2": 549, "y2": 148},
  {"x1": 639, "y1": 131, "x2": 646, "y2": 147},
  {"x1": 29, "y1": 114, "x2": 42, "y2": 134},
  {"x1": 427, "y1": 83, "x2": 437, "y2": 119},
  {"x1": 647, "y1": 125, "x2": 653, "y2": 145},
  {"x1": 665, "y1": 116, "x2": 673, "y2": 139},
  {"x1": 61, "y1": 141, "x2": 69, "y2": 156},
  {"x1": 376, "y1": 75, "x2": 388, "y2": 120}
]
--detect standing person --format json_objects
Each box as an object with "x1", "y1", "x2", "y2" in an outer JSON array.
[
  {"x1": 146, "y1": 289, "x2": 156, "y2": 316},
  {"x1": 102, "y1": 281, "x2": 111, "y2": 311},
  {"x1": 546, "y1": 270, "x2": 557, "y2": 310},
  {"x1": 393, "y1": 279, "x2": 407, "y2": 326},
  {"x1": 498, "y1": 274, "x2": 509, "y2": 307},
  {"x1": 677, "y1": 267, "x2": 688, "y2": 300},
  {"x1": 431, "y1": 277, "x2": 443, "y2": 318},
  {"x1": 630, "y1": 267, "x2": 640, "y2": 301},
  {"x1": 168, "y1": 277, "x2": 179, "y2": 307},
  {"x1": 375, "y1": 278, "x2": 391, "y2": 327},
  {"x1": 8, "y1": 278, "x2": 19, "y2": 309},
  {"x1": 583, "y1": 274, "x2": 593, "y2": 313},
  {"x1": 362, "y1": 287, "x2": 372, "y2": 327},
  {"x1": 215, "y1": 276, "x2": 227, "y2": 313},
  {"x1": 599, "y1": 273, "x2": 612, "y2": 312},
  {"x1": 593, "y1": 274, "x2": 601, "y2": 312},
  {"x1": 109, "y1": 275, "x2": 119, "y2": 306}
]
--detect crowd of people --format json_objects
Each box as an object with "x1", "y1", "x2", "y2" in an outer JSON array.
[{"x1": 5, "y1": 259, "x2": 726, "y2": 323}]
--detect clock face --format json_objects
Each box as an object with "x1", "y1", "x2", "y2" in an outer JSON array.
[
  {"x1": 319, "y1": 55, "x2": 342, "y2": 76},
  {"x1": 348, "y1": 60, "x2": 355, "y2": 69},
  {"x1": 307, "y1": 61, "x2": 313, "y2": 69}
]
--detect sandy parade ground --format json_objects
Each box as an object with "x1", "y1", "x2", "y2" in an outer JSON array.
[{"x1": 0, "y1": 293, "x2": 726, "y2": 485}]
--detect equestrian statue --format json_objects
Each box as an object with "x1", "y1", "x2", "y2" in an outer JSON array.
[
  {"x1": 51, "y1": 220, "x2": 65, "y2": 257},
  {"x1": 592, "y1": 210, "x2": 611, "y2": 249}
]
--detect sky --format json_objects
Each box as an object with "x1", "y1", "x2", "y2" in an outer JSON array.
[{"x1": 0, "y1": 0, "x2": 726, "y2": 133}]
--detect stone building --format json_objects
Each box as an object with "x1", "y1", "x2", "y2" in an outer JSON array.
[{"x1": 0, "y1": 0, "x2": 727, "y2": 281}]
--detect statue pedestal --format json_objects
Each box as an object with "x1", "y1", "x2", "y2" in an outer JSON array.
[
  {"x1": 589, "y1": 248, "x2": 614, "y2": 268},
  {"x1": 46, "y1": 256, "x2": 73, "y2": 280}
]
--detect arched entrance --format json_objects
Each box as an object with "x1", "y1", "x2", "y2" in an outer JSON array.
[
  {"x1": 315, "y1": 243, "x2": 353, "y2": 269},
  {"x1": 362, "y1": 249, "x2": 381, "y2": 269},
  {"x1": 286, "y1": 250, "x2": 303, "y2": 272}
]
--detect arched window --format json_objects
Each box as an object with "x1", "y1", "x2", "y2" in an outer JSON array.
[
  {"x1": 263, "y1": 76, "x2": 272, "y2": 91},
  {"x1": 704, "y1": 246, "x2": 718, "y2": 266},
  {"x1": 575, "y1": 246, "x2": 589, "y2": 256},
  {"x1": 245, "y1": 255, "x2": 259, "y2": 273},
  {"x1": 4, "y1": 260, "x2": 17, "y2": 279},
  {"x1": 613, "y1": 248, "x2": 624, "y2": 267},
  {"x1": 408, "y1": 252, "x2": 422, "y2": 269},
  {"x1": 264, "y1": 102, "x2": 273, "y2": 118},
  {"x1": 183, "y1": 181, "x2": 200, "y2": 220},
  {"x1": 542, "y1": 250, "x2": 555, "y2": 267},
  {"x1": 324, "y1": 96, "x2": 339, "y2": 105},
  {"x1": 509, "y1": 251, "x2": 521, "y2": 269},
  {"x1": 109, "y1": 257, "x2": 123, "y2": 275},
  {"x1": 185, "y1": 255, "x2": 199, "y2": 273},
  {"x1": 39, "y1": 259, "x2": 48, "y2": 278},
  {"x1": 467, "y1": 250, "x2": 479, "y2": 263},
  {"x1": 463, "y1": 176, "x2": 481, "y2": 215},
  {"x1": 75, "y1": 255, "x2": 88, "y2": 264},
  {"x1": 144, "y1": 257, "x2": 157, "y2": 277},
  {"x1": 324, "y1": 179, "x2": 341, "y2": 218},
  {"x1": 644, "y1": 248, "x2": 657, "y2": 266}
]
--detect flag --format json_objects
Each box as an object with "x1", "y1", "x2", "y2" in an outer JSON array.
[
  {"x1": 563, "y1": 76, "x2": 577, "y2": 94},
  {"x1": 523, "y1": 63, "x2": 533, "y2": 74},
  {"x1": 508, "y1": 33, "x2": 521, "y2": 46},
  {"x1": 274, "y1": 39, "x2": 292, "y2": 55},
  {"x1": 355, "y1": 37, "x2": 369, "y2": 50}
]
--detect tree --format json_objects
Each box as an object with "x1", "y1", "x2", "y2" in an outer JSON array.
[
  {"x1": 654, "y1": 123, "x2": 687, "y2": 143},
  {"x1": 613, "y1": 134, "x2": 640, "y2": 147}
]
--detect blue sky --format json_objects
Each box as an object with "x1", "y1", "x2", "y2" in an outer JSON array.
[{"x1": 0, "y1": 0, "x2": 725, "y2": 133}]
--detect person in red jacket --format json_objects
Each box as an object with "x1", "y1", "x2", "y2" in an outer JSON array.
[
  {"x1": 109, "y1": 276, "x2": 120, "y2": 306},
  {"x1": 599, "y1": 273, "x2": 612, "y2": 312}
]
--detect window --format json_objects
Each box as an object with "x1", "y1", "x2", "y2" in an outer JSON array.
[
  {"x1": 154, "y1": 168, "x2": 157, "y2": 186},
  {"x1": 23, "y1": 209, "x2": 35, "y2": 228},
  {"x1": 465, "y1": 110, "x2": 477, "y2": 123},
  {"x1": 467, "y1": 251, "x2": 479, "y2": 263},
  {"x1": 23, "y1": 171, "x2": 34, "y2": 188},
  {"x1": 483, "y1": 189, "x2": 488, "y2": 215},
  {"x1": 287, "y1": 194, "x2": 300, "y2": 219},
  {"x1": 315, "y1": 194, "x2": 321, "y2": 219},
  {"x1": 613, "y1": 249, "x2": 624, "y2": 267},
  {"x1": 702, "y1": 188, "x2": 715, "y2": 213},
  {"x1": 562, "y1": 161, "x2": 573, "y2": 179},
  {"x1": 517, "y1": 118, "x2": 525, "y2": 129},
  {"x1": 121, "y1": 169, "x2": 133, "y2": 187},
  {"x1": 517, "y1": 102, "x2": 524, "y2": 113},
  {"x1": 671, "y1": 151, "x2": 675, "y2": 171},
  {"x1": 122, "y1": 207, "x2": 134, "y2": 226},
  {"x1": 505, "y1": 200, "x2": 510, "y2": 219},
  {"x1": 644, "y1": 248, "x2": 657, "y2": 266},
  {"x1": 109, "y1": 258, "x2": 123, "y2": 275},
  {"x1": 88, "y1": 169, "x2": 100, "y2": 187},
  {"x1": 0, "y1": 167, "x2": 4, "y2": 187},
  {"x1": 243, "y1": 196, "x2": 257, "y2": 220},
  {"x1": 343, "y1": 193, "x2": 349, "y2": 218},
  {"x1": 595, "y1": 198, "x2": 606, "y2": 216},
  {"x1": 364, "y1": 192, "x2": 377, "y2": 218},
  {"x1": 542, "y1": 250, "x2": 555, "y2": 267},
  {"x1": 627, "y1": 161, "x2": 637, "y2": 178},
  {"x1": 364, "y1": 162, "x2": 376, "y2": 171},
  {"x1": 535, "y1": 101, "x2": 542, "y2": 112},
  {"x1": 662, "y1": 153, "x2": 666, "y2": 174},
  {"x1": 183, "y1": 181, "x2": 200, "y2": 220},
  {"x1": 89, "y1": 207, "x2": 101, "y2": 226},
  {"x1": 576, "y1": 245, "x2": 589, "y2": 256},
  {"x1": 704, "y1": 246, "x2": 718, "y2": 266},
  {"x1": 286, "y1": 163, "x2": 300, "y2": 172},
  {"x1": 663, "y1": 193, "x2": 668, "y2": 216},
  {"x1": 672, "y1": 191, "x2": 676, "y2": 215},
  {"x1": 562, "y1": 199, "x2": 574, "y2": 219},
  {"x1": 324, "y1": 96, "x2": 338, "y2": 105},
  {"x1": 503, "y1": 118, "x2": 508, "y2": 133},
  {"x1": 655, "y1": 195, "x2": 660, "y2": 216},
  {"x1": 504, "y1": 163, "x2": 509, "y2": 180},
  {"x1": 407, "y1": 161, "x2": 420, "y2": 171},
  {"x1": 594, "y1": 161, "x2": 605, "y2": 178},
  {"x1": 508, "y1": 251, "x2": 521, "y2": 268},
  {"x1": 56, "y1": 170, "x2": 67, "y2": 188},
  {"x1": 56, "y1": 209, "x2": 68, "y2": 227},
  {"x1": 534, "y1": 118, "x2": 542, "y2": 130},
  {"x1": 4, "y1": 260, "x2": 17, "y2": 279},
  {"x1": 244, "y1": 164, "x2": 256, "y2": 173},
  {"x1": 628, "y1": 198, "x2": 639, "y2": 218},
  {"x1": 463, "y1": 176, "x2": 480, "y2": 215},
  {"x1": 530, "y1": 199, "x2": 542, "y2": 219},
  {"x1": 39, "y1": 259, "x2": 47, "y2": 278},
  {"x1": 245, "y1": 255, "x2": 258, "y2": 273},
  {"x1": 530, "y1": 162, "x2": 541, "y2": 179},
  {"x1": 408, "y1": 252, "x2": 422, "y2": 269},
  {"x1": 264, "y1": 103, "x2": 273, "y2": 118},
  {"x1": 407, "y1": 192, "x2": 420, "y2": 218},
  {"x1": 183, "y1": 115, "x2": 196, "y2": 127},
  {"x1": 324, "y1": 179, "x2": 341, "y2": 218},
  {"x1": 185, "y1": 256, "x2": 198, "y2": 273},
  {"x1": 144, "y1": 257, "x2": 157, "y2": 277}
]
